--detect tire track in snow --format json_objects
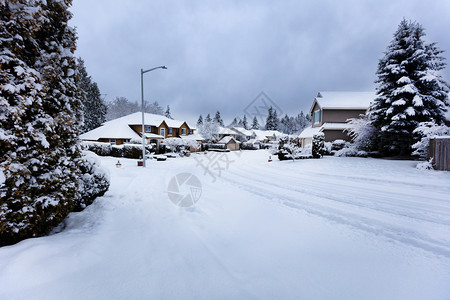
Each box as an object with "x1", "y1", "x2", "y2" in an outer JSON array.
[{"x1": 219, "y1": 168, "x2": 450, "y2": 258}]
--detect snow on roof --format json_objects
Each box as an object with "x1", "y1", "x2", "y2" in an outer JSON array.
[
  {"x1": 182, "y1": 133, "x2": 204, "y2": 141},
  {"x1": 298, "y1": 126, "x2": 321, "y2": 138},
  {"x1": 80, "y1": 112, "x2": 190, "y2": 141},
  {"x1": 320, "y1": 122, "x2": 352, "y2": 130},
  {"x1": 219, "y1": 127, "x2": 237, "y2": 135},
  {"x1": 311, "y1": 91, "x2": 376, "y2": 113},
  {"x1": 80, "y1": 120, "x2": 141, "y2": 141},
  {"x1": 232, "y1": 127, "x2": 253, "y2": 136},
  {"x1": 217, "y1": 136, "x2": 239, "y2": 144}
]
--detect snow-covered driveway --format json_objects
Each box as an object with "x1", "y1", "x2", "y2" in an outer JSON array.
[{"x1": 1, "y1": 150, "x2": 449, "y2": 299}]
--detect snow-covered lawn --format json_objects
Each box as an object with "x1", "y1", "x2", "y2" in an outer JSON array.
[{"x1": 1, "y1": 150, "x2": 450, "y2": 299}]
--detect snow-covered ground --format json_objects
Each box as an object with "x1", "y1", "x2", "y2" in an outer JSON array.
[{"x1": 1, "y1": 150, "x2": 450, "y2": 299}]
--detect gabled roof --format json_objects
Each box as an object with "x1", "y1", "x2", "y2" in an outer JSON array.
[
  {"x1": 218, "y1": 127, "x2": 237, "y2": 135},
  {"x1": 217, "y1": 136, "x2": 239, "y2": 144},
  {"x1": 309, "y1": 91, "x2": 376, "y2": 115},
  {"x1": 231, "y1": 127, "x2": 253, "y2": 136},
  {"x1": 80, "y1": 112, "x2": 190, "y2": 141}
]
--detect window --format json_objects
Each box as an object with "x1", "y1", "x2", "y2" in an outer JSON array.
[
  {"x1": 168, "y1": 128, "x2": 173, "y2": 135},
  {"x1": 314, "y1": 110, "x2": 321, "y2": 124},
  {"x1": 160, "y1": 128, "x2": 165, "y2": 137},
  {"x1": 109, "y1": 139, "x2": 116, "y2": 145},
  {"x1": 181, "y1": 128, "x2": 187, "y2": 135},
  {"x1": 123, "y1": 139, "x2": 130, "y2": 143},
  {"x1": 144, "y1": 125, "x2": 152, "y2": 132}
]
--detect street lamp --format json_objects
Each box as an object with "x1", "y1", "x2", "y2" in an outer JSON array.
[{"x1": 141, "y1": 65, "x2": 167, "y2": 167}]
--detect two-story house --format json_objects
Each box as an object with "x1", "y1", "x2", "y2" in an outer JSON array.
[
  {"x1": 80, "y1": 112, "x2": 195, "y2": 146},
  {"x1": 300, "y1": 91, "x2": 375, "y2": 146}
]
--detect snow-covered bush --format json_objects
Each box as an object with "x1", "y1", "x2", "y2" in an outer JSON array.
[
  {"x1": 331, "y1": 139, "x2": 348, "y2": 151},
  {"x1": 312, "y1": 133, "x2": 325, "y2": 158},
  {"x1": 345, "y1": 116, "x2": 378, "y2": 152},
  {"x1": 241, "y1": 142, "x2": 258, "y2": 150},
  {"x1": 163, "y1": 137, "x2": 199, "y2": 153},
  {"x1": 83, "y1": 142, "x2": 112, "y2": 156},
  {"x1": 76, "y1": 151, "x2": 110, "y2": 211},
  {"x1": 335, "y1": 146, "x2": 368, "y2": 158},
  {"x1": 412, "y1": 121, "x2": 450, "y2": 158},
  {"x1": 416, "y1": 159, "x2": 434, "y2": 170},
  {"x1": 276, "y1": 136, "x2": 311, "y2": 160}
]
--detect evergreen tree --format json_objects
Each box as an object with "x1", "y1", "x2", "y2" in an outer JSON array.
[
  {"x1": 0, "y1": 0, "x2": 84, "y2": 245},
  {"x1": 242, "y1": 115, "x2": 248, "y2": 130},
  {"x1": 228, "y1": 117, "x2": 238, "y2": 128},
  {"x1": 370, "y1": 19, "x2": 449, "y2": 155},
  {"x1": 165, "y1": 105, "x2": 173, "y2": 119},
  {"x1": 214, "y1": 111, "x2": 224, "y2": 126},
  {"x1": 205, "y1": 113, "x2": 212, "y2": 123},
  {"x1": 251, "y1": 116, "x2": 260, "y2": 129},
  {"x1": 197, "y1": 115, "x2": 203, "y2": 126},
  {"x1": 265, "y1": 107, "x2": 274, "y2": 130},
  {"x1": 272, "y1": 109, "x2": 279, "y2": 131},
  {"x1": 76, "y1": 58, "x2": 107, "y2": 132}
]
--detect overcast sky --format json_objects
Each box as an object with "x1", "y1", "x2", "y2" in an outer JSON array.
[{"x1": 69, "y1": 0, "x2": 450, "y2": 124}]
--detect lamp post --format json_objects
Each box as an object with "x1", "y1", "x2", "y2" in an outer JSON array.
[{"x1": 141, "y1": 65, "x2": 167, "y2": 167}]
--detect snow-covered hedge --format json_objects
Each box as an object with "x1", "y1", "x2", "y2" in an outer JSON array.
[
  {"x1": 83, "y1": 142, "x2": 154, "y2": 159},
  {"x1": 76, "y1": 151, "x2": 110, "y2": 211},
  {"x1": 277, "y1": 136, "x2": 312, "y2": 160},
  {"x1": 412, "y1": 121, "x2": 450, "y2": 158}
]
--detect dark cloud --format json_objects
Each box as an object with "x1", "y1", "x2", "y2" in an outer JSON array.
[{"x1": 70, "y1": 0, "x2": 450, "y2": 124}]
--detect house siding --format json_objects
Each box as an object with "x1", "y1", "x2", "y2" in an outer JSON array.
[
  {"x1": 322, "y1": 109, "x2": 366, "y2": 124},
  {"x1": 322, "y1": 129, "x2": 350, "y2": 142}
]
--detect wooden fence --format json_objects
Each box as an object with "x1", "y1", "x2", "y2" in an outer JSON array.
[{"x1": 428, "y1": 137, "x2": 450, "y2": 171}]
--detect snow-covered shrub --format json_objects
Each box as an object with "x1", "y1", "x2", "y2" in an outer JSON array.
[
  {"x1": 345, "y1": 116, "x2": 378, "y2": 152},
  {"x1": 335, "y1": 146, "x2": 368, "y2": 157},
  {"x1": 412, "y1": 121, "x2": 450, "y2": 158},
  {"x1": 312, "y1": 133, "x2": 325, "y2": 158},
  {"x1": 76, "y1": 151, "x2": 110, "y2": 211},
  {"x1": 111, "y1": 145, "x2": 123, "y2": 158},
  {"x1": 276, "y1": 136, "x2": 311, "y2": 160},
  {"x1": 163, "y1": 137, "x2": 199, "y2": 153},
  {"x1": 241, "y1": 142, "x2": 258, "y2": 150},
  {"x1": 83, "y1": 142, "x2": 112, "y2": 156},
  {"x1": 331, "y1": 139, "x2": 348, "y2": 151},
  {"x1": 416, "y1": 159, "x2": 434, "y2": 170},
  {"x1": 122, "y1": 144, "x2": 143, "y2": 159}
]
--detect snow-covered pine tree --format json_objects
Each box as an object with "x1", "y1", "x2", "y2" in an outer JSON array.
[
  {"x1": 205, "y1": 113, "x2": 212, "y2": 123},
  {"x1": 242, "y1": 115, "x2": 248, "y2": 130},
  {"x1": 197, "y1": 115, "x2": 203, "y2": 126},
  {"x1": 265, "y1": 107, "x2": 274, "y2": 130},
  {"x1": 0, "y1": 0, "x2": 85, "y2": 245},
  {"x1": 251, "y1": 116, "x2": 260, "y2": 129},
  {"x1": 165, "y1": 105, "x2": 173, "y2": 119},
  {"x1": 76, "y1": 58, "x2": 107, "y2": 132},
  {"x1": 228, "y1": 117, "x2": 238, "y2": 128},
  {"x1": 370, "y1": 19, "x2": 449, "y2": 155},
  {"x1": 214, "y1": 111, "x2": 224, "y2": 126}
]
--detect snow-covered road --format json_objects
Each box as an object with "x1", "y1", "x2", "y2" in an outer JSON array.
[{"x1": 1, "y1": 150, "x2": 450, "y2": 299}]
